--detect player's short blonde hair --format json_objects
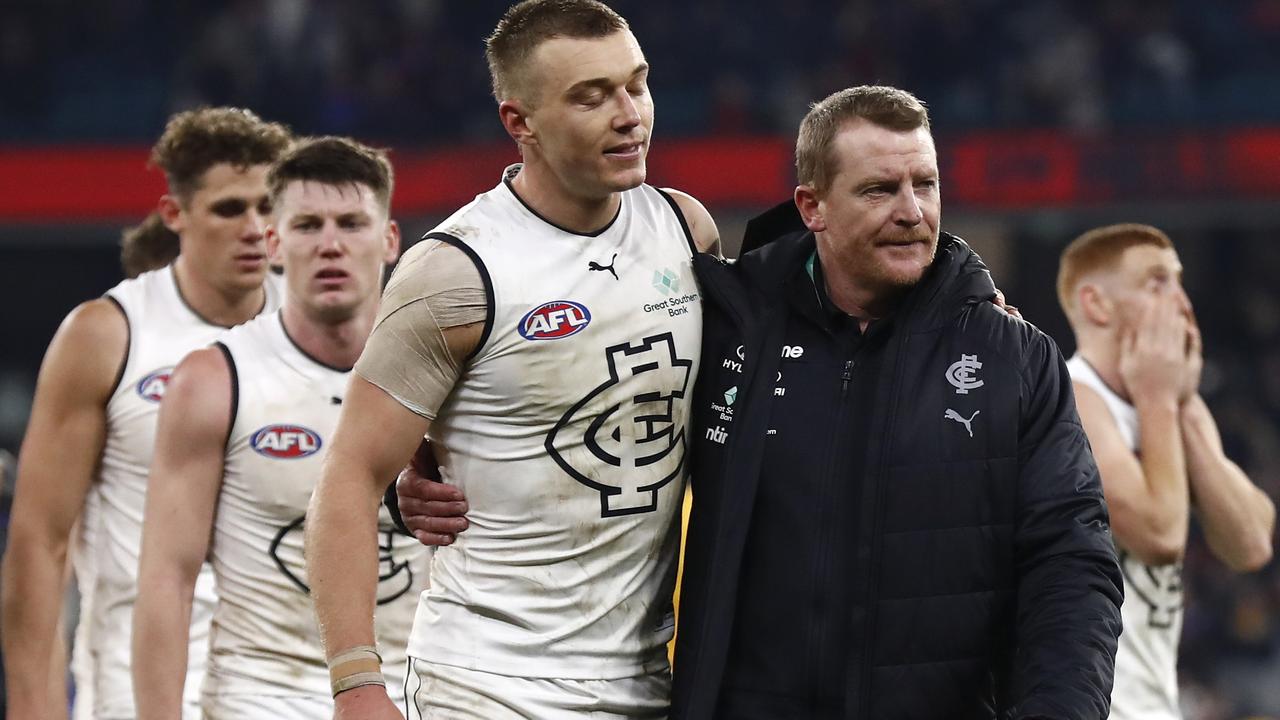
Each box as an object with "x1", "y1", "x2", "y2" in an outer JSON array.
[
  {"x1": 485, "y1": 0, "x2": 629, "y2": 105},
  {"x1": 1056, "y1": 223, "x2": 1174, "y2": 315}
]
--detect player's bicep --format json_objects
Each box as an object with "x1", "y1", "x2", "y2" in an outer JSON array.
[
  {"x1": 142, "y1": 348, "x2": 232, "y2": 572},
  {"x1": 1074, "y1": 382, "x2": 1149, "y2": 542},
  {"x1": 328, "y1": 375, "x2": 433, "y2": 495},
  {"x1": 12, "y1": 299, "x2": 127, "y2": 541}
]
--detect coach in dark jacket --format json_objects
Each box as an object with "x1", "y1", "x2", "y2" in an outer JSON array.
[{"x1": 672, "y1": 87, "x2": 1123, "y2": 720}]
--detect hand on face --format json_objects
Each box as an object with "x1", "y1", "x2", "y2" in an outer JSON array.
[
  {"x1": 1118, "y1": 289, "x2": 1193, "y2": 406},
  {"x1": 1181, "y1": 316, "x2": 1203, "y2": 402}
]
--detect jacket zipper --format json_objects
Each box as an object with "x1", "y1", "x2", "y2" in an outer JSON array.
[{"x1": 809, "y1": 351, "x2": 858, "y2": 711}]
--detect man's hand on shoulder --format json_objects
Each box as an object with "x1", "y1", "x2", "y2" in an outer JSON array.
[
  {"x1": 663, "y1": 188, "x2": 721, "y2": 256},
  {"x1": 993, "y1": 289, "x2": 1022, "y2": 320}
]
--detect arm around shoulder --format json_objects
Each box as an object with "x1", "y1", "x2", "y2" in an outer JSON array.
[{"x1": 1, "y1": 297, "x2": 126, "y2": 718}]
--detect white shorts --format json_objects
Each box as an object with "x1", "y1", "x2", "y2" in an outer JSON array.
[
  {"x1": 200, "y1": 692, "x2": 331, "y2": 720},
  {"x1": 403, "y1": 658, "x2": 670, "y2": 719}
]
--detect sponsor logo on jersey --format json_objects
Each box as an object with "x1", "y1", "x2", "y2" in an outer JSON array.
[
  {"x1": 546, "y1": 332, "x2": 693, "y2": 517},
  {"x1": 652, "y1": 268, "x2": 681, "y2": 295},
  {"x1": 705, "y1": 425, "x2": 728, "y2": 445},
  {"x1": 251, "y1": 425, "x2": 323, "y2": 459},
  {"x1": 518, "y1": 300, "x2": 592, "y2": 340},
  {"x1": 136, "y1": 367, "x2": 174, "y2": 403}
]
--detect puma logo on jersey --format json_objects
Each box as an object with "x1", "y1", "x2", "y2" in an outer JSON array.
[
  {"x1": 136, "y1": 367, "x2": 174, "y2": 403},
  {"x1": 588, "y1": 253, "x2": 619, "y2": 280},
  {"x1": 546, "y1": 332, "x2": 693, "y2": 517},
  {"x1": 251, "y1": 425, "x2": 323, "y2": 458},
  {"x1": 518, "y1": 300, "x2": 592, "y2": 341}
]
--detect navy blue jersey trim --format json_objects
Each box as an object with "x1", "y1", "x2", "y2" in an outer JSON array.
[
  {"x1": 655, "y1": 188, "x2": 698, "y2": 256},
  {"x1": 424, "y1": 232, "x2": 494, "y2": 363},
  {"x1": 213, "y1": 341, "x2": 239, "y2": 450},
  {"x1": 279, "y1": 313, "x2": 354, "y2": 373},
  {"x1": 101, "y1": 295, "x2": 130, "y2": 398},
  {"x1": 502, "y1": 176, "x2": 621, "y2": 237}
]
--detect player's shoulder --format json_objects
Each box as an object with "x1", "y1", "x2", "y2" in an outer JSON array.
[
  {"x1": 657, "y1": 187, "x2": 720, "y2": 255},
  {"x1": 165, "y1": 345, "x2": 235, "y2": 419},
  {"x1": 56, "y1": 297, "x2": 129, "y2": 358},
  {"x1": 380, "y1": 237, "x2": 484, "y2": 314},
  {"x1": 34, "y1": 297, "x2": 131, "y2": 402}
]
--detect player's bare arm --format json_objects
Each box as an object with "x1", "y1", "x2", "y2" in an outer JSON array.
[
  {"x1": 664, "y1": 188, "x2": 721, "y2": 256},
  {"x1": 132, "y1": 346, "x2": 232, "y2": 720},
  {"x1": 1182, "y1": 393, "x2": 1275, "y2": 571},
  {"x1": 1077, "y1": 294, "x2": 1192, "y2": 565},
  {"x1": 1, "y1": 298, "x2": 125, "y2": 720},
  {"x1": 305, "y1": 376, "x2": 432, "y2": 720}
]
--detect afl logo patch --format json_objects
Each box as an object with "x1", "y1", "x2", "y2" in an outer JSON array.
[
  {"x1": 136, "y1": 367, "x2": 173, "y2": 403},
  {"x1": 518, "y1": 300, "x2": 592, "y2": 341},
  {"x1": 251, "y1": 425, "x2": 322, "y2": 459}
]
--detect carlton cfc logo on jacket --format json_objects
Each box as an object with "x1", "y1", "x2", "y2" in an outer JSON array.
[
  {"x1": 135, "y1": 367, "x2": 173, "y2": 403},
  {"x1": 518, "y1": 300, "x2": 592, "y2": 340},
  {"x1": 546, "y1": 332, "x2": 692, "y2": 517},
  {"x1": 251, "y1": 425, "x2": 323, "y2": 459}
]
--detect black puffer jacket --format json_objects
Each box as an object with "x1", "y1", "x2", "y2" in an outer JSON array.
[{"x1": 673, "y1": 221, "x2": 1123, "y2": 719}]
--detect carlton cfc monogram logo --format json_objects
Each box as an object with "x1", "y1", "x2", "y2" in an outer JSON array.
[
  {"x1": 251, "y1": 425, "x2": 323, "y2": 459},
  {"x1": 546, "y1": 333, "x2": 692, "y2": 517},
  {"x1": 946, "y1": 354, "x2": 984, "y2": 394},
  {"x1": 518, "y1": 300, "x2": 592, "y2": 340}
]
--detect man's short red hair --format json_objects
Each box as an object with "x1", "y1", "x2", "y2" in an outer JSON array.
[{"x1": 1057, "y1": 223, "x2": 1174, "y2": 315}]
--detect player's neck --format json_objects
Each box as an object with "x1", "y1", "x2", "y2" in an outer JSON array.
[
  {"x1": 279, "y1": 299, "x2": 378, "y2": 371},
  {"x1": 1077, "y1": 339, "x2": 1130, "y2": 404},
  {"x1": 172, "y1": 256, "x2": 266, "y2": 328},
  {"x1": 510, "y1": 165, "x2": 621, "y2": 235}
]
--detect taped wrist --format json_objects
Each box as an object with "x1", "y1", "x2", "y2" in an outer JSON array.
[{"x1": 328, "y1": 645, "x2": 385, "y2": 697}]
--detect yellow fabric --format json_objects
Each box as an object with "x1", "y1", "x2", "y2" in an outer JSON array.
[{"x1": 668, "y1": 487, "x2": 693, "y2": 666}]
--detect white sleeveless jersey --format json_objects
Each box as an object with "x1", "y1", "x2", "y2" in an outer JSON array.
[
  {"x1": 1067, "y1": 355, "x2": 1183, "y2": 720},
  {"x1": 209, "y1": 311, "x2": 429, "y2": 707},
  {"x1": 405, "y1": 170, "x2": 702, "y2": 680},
  {"x1": 75, "y1": 266, "x2": 282, "y2": 719}
]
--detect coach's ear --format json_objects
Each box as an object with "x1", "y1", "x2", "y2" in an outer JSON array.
[
  {"x1": 158, "y1": 195, "x2": 184, "y2": 234},
  {"x1": 794, "y1": 185, "x2": 826, "y2": 233}
]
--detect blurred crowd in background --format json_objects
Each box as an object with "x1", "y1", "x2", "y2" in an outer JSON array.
[
  {"x1": 2, "y1": 0, "x2": 1280, "y2": 143},
  {"x1": 1, "y1": 1, "x2": 1278, "y2": 719}
]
